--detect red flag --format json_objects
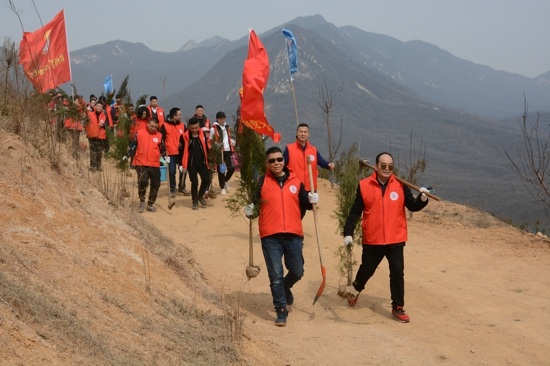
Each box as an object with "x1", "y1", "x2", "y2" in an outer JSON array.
[
  {"x1": 19, "y1": 10, "x2": 71, "y2": 93},
  {"x1": 240, "y1": 29, "x2": 281, "y2": 143}
]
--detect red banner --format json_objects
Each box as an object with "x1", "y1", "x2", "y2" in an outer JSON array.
[
  {"x1": 240, "y1": 29, "x2": 280, "y2": 143},
  {"x1": 19, "y1": 10, "x2": 71, "y2": 93}
]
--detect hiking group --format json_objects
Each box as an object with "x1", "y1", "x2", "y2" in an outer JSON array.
[{"x1": 50, "y1": 90, "x2": 431, "y2": 328}]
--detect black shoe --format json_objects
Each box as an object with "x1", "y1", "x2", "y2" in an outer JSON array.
[
  {"x1": 285, "y1": 286, "x2": 294, "y2": 306},
  {"x1": 274, "y1": 307, "x2": 288, "y2": 327},
  {"x1": 146, "y1": 205, "x2": 156, "y2": 212},
  {"x1": 178, "y1": 187, "x2": 190, "y2": 196},
  {"x1": 199, "y1": 197, "x2": 207, "y2": 207},
  {"x1": 192, "y1": 202, "x2": 198, "y2": 210}
]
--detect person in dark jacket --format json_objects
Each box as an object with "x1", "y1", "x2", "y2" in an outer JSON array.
[{"x1": 179, "y1": 117, "x2": 210, "y2": 210}]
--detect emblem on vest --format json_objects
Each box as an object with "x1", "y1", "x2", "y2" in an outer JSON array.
[
  {"x1": 308, "y1": 154, "x2": 316, "y2": 162},
  {"x1": 390, "y1": 191, "x2": 399, "y2": 201},
  {"x1": 153, "y1": 137, "x2": 159, "y2": 143},
  {"x1": 289, "y1": 185, "x2": 298, "y2": 194}
]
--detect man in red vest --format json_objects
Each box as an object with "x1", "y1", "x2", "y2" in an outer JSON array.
[
  {"x1": 128, "y1": 118, "x2": 166, "y2": 213},
  {"x1": 245, "y1": 146, "x2": 318, "y2": 327},
  {"x1": 148, "y1": 96, "x2": 165, "y2": 128},
  {"x1": 284, "y1": 123, "x2": 334, "y2": 218},
  {"x1": 342, "y1": 152, "x2": 430, "y2": 323},
  {"x1": 160, "y1": 108, "x2": 185, "y2": 197}
]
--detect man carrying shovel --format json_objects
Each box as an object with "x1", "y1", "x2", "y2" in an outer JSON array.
[
  {"x1": 341, "y1": 152, "x2": 429, "y2": 322},
  {"x1": 245, "y1": 146, "x2": 318, "y2": 327}
]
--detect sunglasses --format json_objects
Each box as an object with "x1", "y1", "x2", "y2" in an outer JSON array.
[
  {"x1": 379, "y1": 163, "x2": 394, "y2": 171},
  {"x1": 268, "y1": 157, "x2": 284, "y2": 164}
]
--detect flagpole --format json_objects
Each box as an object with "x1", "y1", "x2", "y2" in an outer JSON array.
[
  {"x1": 289, "y1": 75, "x2": 300, "y2": 127},
  {"x1": 283, "y1": 37, "x2": 300, "y2": 127},
  {"x1": 60, "y1": 10, "x2": 74, "y2": 99}
]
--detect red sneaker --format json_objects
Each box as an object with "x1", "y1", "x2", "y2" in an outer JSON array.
[
  {"x1": 347, "y1": 293, "x2": 359, "y2": 307},
  {"x1": 392, "y1": 306, "x2": 410, "y2": 323}
]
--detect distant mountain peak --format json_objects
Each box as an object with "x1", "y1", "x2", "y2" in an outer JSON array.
[{"x1": 177, "y1": 36, "x2": 229, "y2": 52}]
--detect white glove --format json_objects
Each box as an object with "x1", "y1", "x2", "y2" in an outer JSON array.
[
  {"x1": 343, "y1": 235, "x2": 353, "y2": 247},
  {"x1": 179, "y1": 166, "x2": 186, "y2": 174},
  {"x1": 419, "y1": 187, "x2": 429, "y2": 202},
  {"x1": 165, "y1": 156, "x2": 170, "y2": 163},
  {"x1": 244, "y1": 203, "x2": 255, "y2": 218},
  {"x1": 308, "y1": 192, "x2": 319, "y2": 204}
]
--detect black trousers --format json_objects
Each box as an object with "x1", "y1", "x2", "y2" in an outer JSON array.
[
  {"x1": 89, "y1": 138, "x2": 103, "y2": 169},
  {"x1": 136, "y1": 166, "x2": 161, "y2": 205},
  {"x1": 217, "y1": 150, "x2": 236, "y2": 189},
  {"x1": 354, "y1": 243, "x2": 405, "y2": 309},
  {"x1": 188, "y1": 163, "x2": 210, "y2": 203}
]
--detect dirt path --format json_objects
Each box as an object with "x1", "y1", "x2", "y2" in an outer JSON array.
[{"x1": 143, "y1": 176, "x2": 550, "y2": 365}]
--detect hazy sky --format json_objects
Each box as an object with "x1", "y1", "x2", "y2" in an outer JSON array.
[{"x1": 1, "y1": 0, "x2": 549, "y2": 78}]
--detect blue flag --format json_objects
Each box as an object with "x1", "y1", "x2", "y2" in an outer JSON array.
[
  {"x1": 282, "y1": 29, "x2": 298, "y2": 76},
  {"x1": 103, "y1": 74, "x2": 113, "y2": 95}
]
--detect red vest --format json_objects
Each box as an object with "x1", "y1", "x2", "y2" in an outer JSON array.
[
  {"x1": 132, "y1": 129, "x2": 162, "y2": 167},
  {"x1": 86, "y1": 110, "x2": 110, "y2": 139},
  {"x1": 286, "y1": 141, "x2": 319, "y2": 191},
  {"x1": 148, "y1": 105, "x2": 165, "y2": 128},
  {"x1": 181, "y1": 130, "x2": 209, "y2": 169},
  {"x1": 163, "y1": 122, "x2": 184, "y2": 155},
  {"x1": 258, "y1": 171, "x2": 304, "y2": 238},
  {"x1": 360, "y1": 174, "x2": 408, "y2": 245}
]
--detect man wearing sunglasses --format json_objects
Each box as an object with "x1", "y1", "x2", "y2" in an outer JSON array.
[
  {"x1": 245, "y1": 146, "x2": 319, "y2": 327},
  {"x1": 341, "y1": 152, "x2": 430, "y2": 323}
]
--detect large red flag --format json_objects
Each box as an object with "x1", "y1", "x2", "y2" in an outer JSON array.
[
  {"x1": 240, "y1": 29, "x2": 280, "y2": 142},
  {"x1": 19, "y1": 10, "x2": 71, "y2": 93}
]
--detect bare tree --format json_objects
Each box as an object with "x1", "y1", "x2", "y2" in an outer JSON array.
[
  {"x1": 401, "y1": 131, "x2": 427, "y2": 187},
  {"x1": 317, "y1": 77, "x2": 343, "y2": 187},
  {"x1": 505, "y1": 95, "x2": 550, "y2": 216},
  {"x1": 398, "y1": 132, "x2": 427, "y2": 219}
]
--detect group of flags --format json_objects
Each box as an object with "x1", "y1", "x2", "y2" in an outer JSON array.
[{"x1": 18, "y1": 9, "x2": 298, "y2": 143}]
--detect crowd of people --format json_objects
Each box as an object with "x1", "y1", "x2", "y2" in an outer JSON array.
[
  {"x1": 48, "y1": 89, "x2": 431, "y2": 328},
  {"x1": 49, "y1": 91, "x2": 237, "y2": 212}
]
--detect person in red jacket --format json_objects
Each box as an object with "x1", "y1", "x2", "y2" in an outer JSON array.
[
  {"x1": 128, "y1": 118, "x2": 166, "y2": 213},
  {"x1": 129, "y1": 105, "x2": 150, "y2": 142},
  {"x1": 283, "y1": 123, "x2": 334, "y2": 218},
  {"x1": 342, "y1": 152, "x2": 430, "y2": 323},
  {"x1": 160, "y1": 107, "x2": 185, "y2": 197},
  {"x1": 179, "y1": 117, "x2": 210, "y2": 210},
  {"x1": 245, "y1": 146, "x2": 318, "y2": 327}
]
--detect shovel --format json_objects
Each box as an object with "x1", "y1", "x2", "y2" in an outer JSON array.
[
  {"x1": 165, "y1": 161, "x2": 175, "y2": 210},
  {"x1": 246, "y1": 219, "x2": 260, "y2": 278},
  {"x1": 308, "y1": 156, "x2": 326, "y2": 305}
]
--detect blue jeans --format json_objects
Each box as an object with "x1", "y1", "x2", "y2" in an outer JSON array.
[{"x1": 261, "y1": 234, "x2": 304, "y2": 310}]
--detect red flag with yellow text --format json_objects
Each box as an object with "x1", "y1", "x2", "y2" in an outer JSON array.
[
  {"x1": 19, "y1": 10, "x2": 71, "y2": 93},
  {"x1": 240, "y1": 29, "x2": 280, "y2": 142}
]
